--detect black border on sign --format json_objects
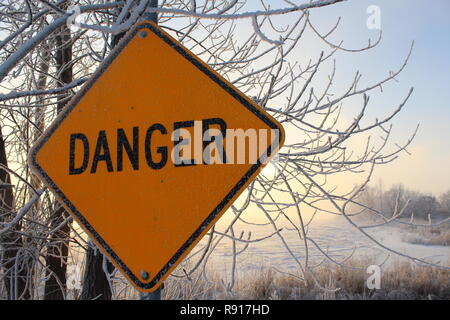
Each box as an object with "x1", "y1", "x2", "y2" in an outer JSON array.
[{"x1": 29, "y1": 22, "x2": 283, "y2": 290}]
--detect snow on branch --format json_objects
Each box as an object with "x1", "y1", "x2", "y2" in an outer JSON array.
[
  {"x1": 0, "y1": 2, "x2": 125, "y2": 83},
  {"x1": 148, "y1": 0, "x2": 346, "y2": 20},
  {"x1": 0, "y1": 188, "x2": 46, "y2": 236},
  {"x1": 0, "y1": 78, "x2": 87, "y2": 102},
  {"x1": 0, "y1": 0, "x2": 346, "y2": 83}
]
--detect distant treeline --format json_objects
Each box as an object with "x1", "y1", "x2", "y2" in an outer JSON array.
[{"x1": 355, "y1": 183, "x2": 450, "y2": 220}]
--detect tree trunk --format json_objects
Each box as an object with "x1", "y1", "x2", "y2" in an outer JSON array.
[
  {"x1": 79, "y1": 243, "x2": 114, "y2": 300},
  {"x1": 43, "y1": 17, "x2": 73, "y2": 300},
  {"x1": 0, "y1": 126, "x2": 30, "y2": 300}
]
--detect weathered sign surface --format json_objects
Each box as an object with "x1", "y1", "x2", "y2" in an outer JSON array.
[{"x1": 29, "y1": 21, "x2": 284, "y2": 292}]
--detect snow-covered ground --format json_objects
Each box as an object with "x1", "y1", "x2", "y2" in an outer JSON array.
[{"x1": 204, "y1": 217, "x2": 450, "y2": 277}]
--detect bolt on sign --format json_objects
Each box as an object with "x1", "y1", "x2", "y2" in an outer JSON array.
[{"x1": 29, "y1": 21, "x2": 285, "y2": 293}]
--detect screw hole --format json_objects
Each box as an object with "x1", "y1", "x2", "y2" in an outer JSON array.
[{"x1": 140, "y1": 270, "x2": 149, "y2": 280}]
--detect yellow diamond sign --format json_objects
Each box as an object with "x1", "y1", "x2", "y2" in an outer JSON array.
[{"x1": 29, "y1": 21, "x2": 284, "y2": 292}]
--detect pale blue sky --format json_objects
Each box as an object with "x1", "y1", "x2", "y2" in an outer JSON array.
[
  {"x1": 312, "y1": 0, "x2": 450, "y2": 195},
  {"x1": 244, "y1": 0, "x2": 450, "y2": 195}
]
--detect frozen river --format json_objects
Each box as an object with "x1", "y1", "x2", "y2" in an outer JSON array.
[{"x1": 198, "y1": 216, "x2": 450, "y2": 277}]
